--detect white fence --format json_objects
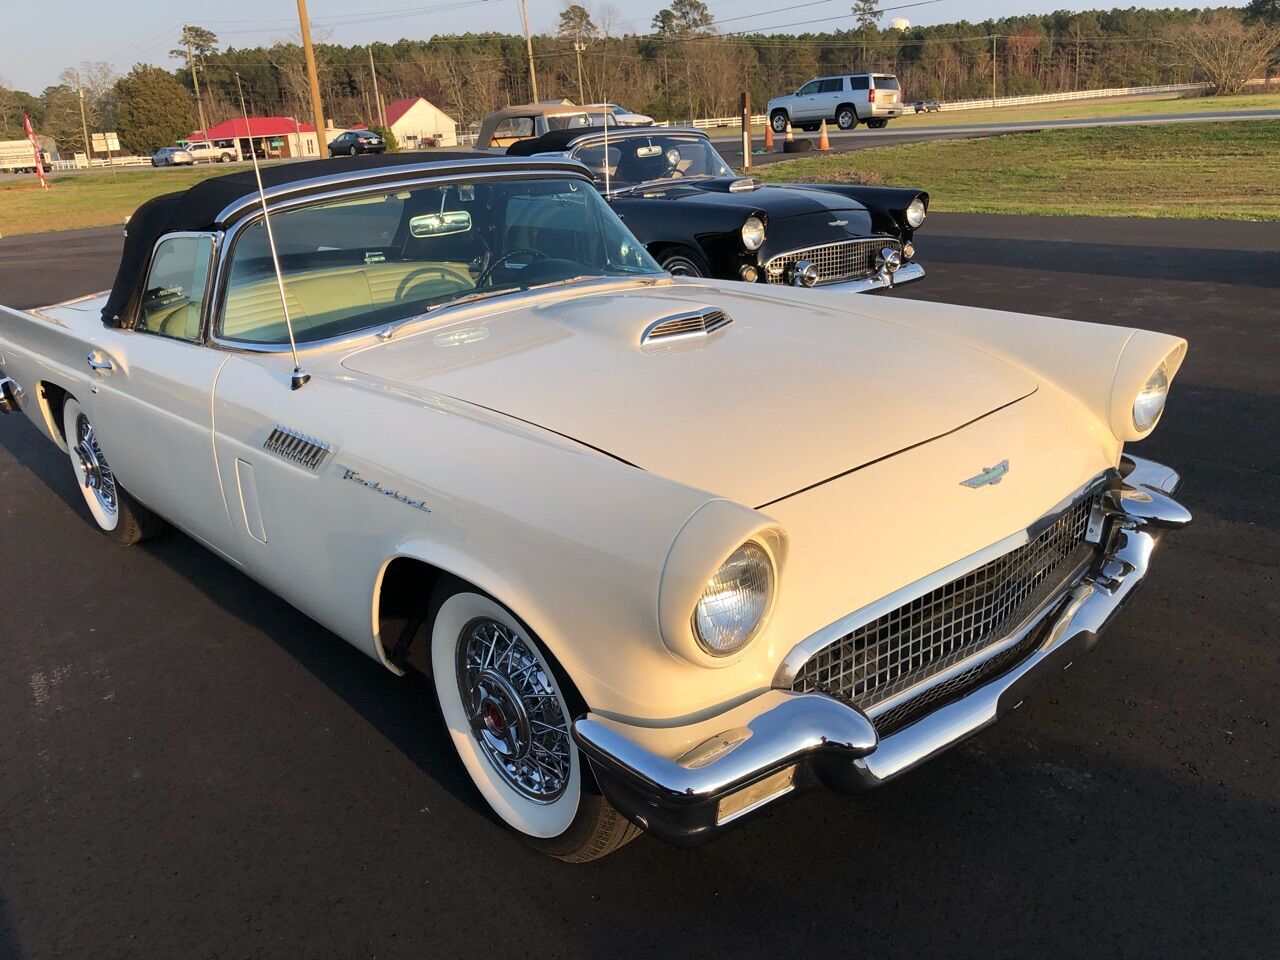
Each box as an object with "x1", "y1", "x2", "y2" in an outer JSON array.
[
  {"x1": 48, "y1": 155, "x2": 153, "y2": 171},
  {"x1": 673, "y1": 78, "x2": 1275, "y2": 128}
]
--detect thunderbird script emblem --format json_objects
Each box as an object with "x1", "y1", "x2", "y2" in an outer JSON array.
[{"x1": 960, "y1": 460, "x2": 1010, "y2": 489}]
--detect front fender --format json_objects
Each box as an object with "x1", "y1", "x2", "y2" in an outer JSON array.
[{"x1": 798, "y1": 184, "x2": 927, "y2": 237}]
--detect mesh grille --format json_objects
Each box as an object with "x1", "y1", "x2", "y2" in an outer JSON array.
[
  {"x1": 792, "y1": 497, "x2": 1097, "y2": 715},
  {"x1": 765, "y1": 239, "x2": 900, "y2": 285}
]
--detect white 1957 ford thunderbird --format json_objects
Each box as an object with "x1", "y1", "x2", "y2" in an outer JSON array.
[{"x1": 0, "y1": 153, "x2": 1190, "y2": 860}]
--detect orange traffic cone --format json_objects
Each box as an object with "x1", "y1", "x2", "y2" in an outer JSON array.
[
  {"x1": 764, "y1": 121, "x2": 774, "y2": 152},
  {"x1": 784, "y1": 119, "x2": 794, "y2": 145},
  {"x1": 817, "y1": 119, "x2": 831, "y2": 151}
]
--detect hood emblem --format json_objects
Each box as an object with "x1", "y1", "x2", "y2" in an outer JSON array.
[
  {"x1": 961, "y1": 460, "x2": 1010, "y2": 489},
  {"x1": 828, "y1": 219, "x2": 848, "y2": 227}
]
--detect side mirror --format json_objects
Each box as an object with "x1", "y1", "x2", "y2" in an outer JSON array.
[{"x1": 409, "y1": 210, "x2": 473, "y2": 238}]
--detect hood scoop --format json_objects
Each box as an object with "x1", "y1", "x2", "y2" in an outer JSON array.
[{"x1": 641, "y1": 307, "x2": 732, "y2": 344}]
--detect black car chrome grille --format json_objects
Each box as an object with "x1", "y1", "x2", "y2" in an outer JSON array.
[
  {"x1": 792, "y1": 497, "x2": 1099, "y2": 720},
  {"x1": 765, "y1": 238, "x2": 901, "y2": 285}
]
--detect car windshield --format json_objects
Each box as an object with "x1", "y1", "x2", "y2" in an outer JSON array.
[
  {"x1": 570, "y1": 135, "x2": 733, "y2": 191},
  {"x1": 219, "y1": 176, "x2": 662, "y2": 345}
]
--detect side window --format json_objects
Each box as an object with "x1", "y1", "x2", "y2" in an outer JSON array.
[
  {"x1": 819, "y1": 78, "x2": 844, "y2": 93},
  {"x1": 136, "y1": 235, "x2": 213, "y2": 341},
  {"x1": 492, "y1": 117, "x2": 535, "y2": 140},
  {"x1": 797, "y1": 80, "x2": 821, "y2": 96},
  {"x1": 849, "y1": 76, "x2": 870, "y2": 90}
]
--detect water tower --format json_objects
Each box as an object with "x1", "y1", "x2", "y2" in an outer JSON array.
[{"x1": 890, "y1": 17, "x2": 910, "y2": 29}]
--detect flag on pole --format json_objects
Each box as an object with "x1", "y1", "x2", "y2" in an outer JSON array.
[{"x1": 23, "y1": 113, "x2": 48, "y2": 189}]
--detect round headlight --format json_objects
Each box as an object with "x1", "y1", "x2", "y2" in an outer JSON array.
[
  {"x1": 692, "y1": 541, "x2": 774, "y2": 657},
  {"x1": 1132, "y1": 362, "x2": 1169, "y2": 431},
  {"x1": 741, "y1": 216, "x2": 766, "y2": 251},
  {"x1": 905, "y1": 197, "x2": 926, "y2": 228}
]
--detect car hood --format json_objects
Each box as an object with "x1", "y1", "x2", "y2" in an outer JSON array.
[
  {"x1": 341, "y1": 281, "x2": 1037, "y2": 507},
  {"x1": 625, "y1": 178, "x2": 869, "y2": 221}
]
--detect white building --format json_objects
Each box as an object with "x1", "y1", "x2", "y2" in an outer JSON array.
[{"x1": 384, "y1": 98, "x2": 458, "y2": 149}]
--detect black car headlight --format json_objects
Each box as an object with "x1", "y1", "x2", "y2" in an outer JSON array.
[
  {"x1": 741, "y1": 216, "x2": 766, "y2": 251},
  {"x1": 906, "y1": 198, "x2": 926, "y2": 229}
]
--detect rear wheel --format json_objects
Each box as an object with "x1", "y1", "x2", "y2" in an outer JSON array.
[
  {"x1": 867, "y1": 118, "x2": 888, "y2": 129},
  {"x1": 349, "y1": 145, "x2": 359, "y2": 156},
  {"x1": 770, "y1": 111, "x2": 789, "y2": 134},
  {"x1": 430, "y1": 589, "x2": 640, "y2": 862},
  {"x1": 61, "y1": 398, "x2": 164, "y2": 544},
  {"x1": 658, "y1": 246, "x2": 710, "y2": 278},
  {"x1": 836, "y1": 106, "x2": 857, "y2": 130}
]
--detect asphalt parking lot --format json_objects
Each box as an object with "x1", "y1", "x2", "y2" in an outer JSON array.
[{"x1": 1, "y1": 215, "x2": 1277, "y2": 958}]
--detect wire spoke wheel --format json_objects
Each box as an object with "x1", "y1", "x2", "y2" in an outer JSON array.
[
  {"x1": 74, "y1": 413, "x2": 118, "y2": 519},
  {"x1": 456, "y1": 617, "x2": 572, "y2": 803}
]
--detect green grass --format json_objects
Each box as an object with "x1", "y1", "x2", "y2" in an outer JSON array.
[
  {"x1": 0, "y1": 166, "x2": 233, "y2": 238},
  {"x1": 752, "y1": 121, "x2": 1280, "y2": 220}
]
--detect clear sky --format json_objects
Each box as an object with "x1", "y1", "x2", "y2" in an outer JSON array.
[{"x1": 2, "y1": 0, "x2": 1247, "y2": 94}]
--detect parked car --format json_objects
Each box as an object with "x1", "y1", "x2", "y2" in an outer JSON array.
[
  {"x1": 475, "y1": 101, "x2": 616, "y2": 150},
  {"x1": 767, "y1": 73, "x2": 904, "y2": 132},
  {"x1": 0, "y1": 152, "x2": 1190, "y2": 862},
  {"x1": 151, "y1": 146, "x2": 194, "y2": 167},
  {"x1": 328, "y1": 130, "x2": 386, "y2": 157},
  {"x1": 509, "y1": 126, "x2": 927, "y2": 291},
  {"x1": 182, "y1": 140, "x2": 238, "y2": 163},
  {"x1": 913, "y1": 99, "x2": 942, "y2": 113},
  {"x1": 587, "y1": 103, "x2": 654, "y2": 126}
]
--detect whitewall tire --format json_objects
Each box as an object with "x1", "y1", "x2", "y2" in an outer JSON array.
[
  {"x1": 62, "y1": 398, "x2": 164, "y2": 545},
  {"x1": 430, "y1": 589, "x2": 640, "y2": 860}
]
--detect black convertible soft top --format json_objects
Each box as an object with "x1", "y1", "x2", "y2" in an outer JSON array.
[
  {"x1": 506, "y1": 125, "x2": 700, "y2": 157},
  {"x1": 101, "y1": 151, "x2": 502, "y2": 326}
]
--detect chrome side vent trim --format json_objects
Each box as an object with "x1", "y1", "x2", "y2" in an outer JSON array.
[
  {"x1": 263, "y1": 425, "x2": 332, "y2": 471},
  {"x1": 642, "y1": 308, "x2": 732, "y2": 344}
]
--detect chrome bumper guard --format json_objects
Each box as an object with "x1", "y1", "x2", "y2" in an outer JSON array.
[
  {"x1": 817, "y1": 260, "x2": 924, "y2": 295},
  {"x1": 0, "y1": 375, "x2": 24, "y2": 415},
  {"x1": 572, "y1": 455, "x2": 1189, "y2": 846}
]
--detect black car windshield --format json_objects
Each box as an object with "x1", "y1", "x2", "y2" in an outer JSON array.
[
  {"x1": 571, "y1": 135, "x2": 733, "y2": 191},
  {"x1": 218, "y1": 176, "x2": 661, "y2": 345}
]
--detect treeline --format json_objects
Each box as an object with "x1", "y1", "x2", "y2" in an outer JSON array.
[{"x1": 2, "y1": 3, "x2": 1275, "y2": 153}]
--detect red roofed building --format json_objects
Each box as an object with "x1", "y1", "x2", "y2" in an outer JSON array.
[
  {"x1": 382, "y1": 98, "x2": 458, "y2": 149},
  {"x1": 188, "y1": 116, "x2": 322, "y2": 159}
]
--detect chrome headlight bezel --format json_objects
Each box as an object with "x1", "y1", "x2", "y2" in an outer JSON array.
[
  {"x1": 905, "y1": 197, "x2": 926, "y2": 228},
  {"x1": 741, "y1": 216, "x2": 766, "y2": 251},
  {"x1": 1132, "y1": 361, "x2": 1170, "y2": 431},
  {"x1": 691, "y1": 540, "x2": 776, "y2": 658}
]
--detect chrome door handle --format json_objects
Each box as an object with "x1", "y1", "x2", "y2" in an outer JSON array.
[{"x1": 87, "y1": 354, "x2": 114, "y2": 373}]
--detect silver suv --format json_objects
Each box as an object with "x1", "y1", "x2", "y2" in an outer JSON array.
[{"x1": 767, "y1": 73, "x2": 903, "y2": 133}]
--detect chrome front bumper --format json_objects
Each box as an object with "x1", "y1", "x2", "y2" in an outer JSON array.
[
  {"x1": 806, "y1": 261, "x2": 925, "y2": 295},
  {"x1": 573, "y1": 455, "x2": 1189, "y2": 846}
]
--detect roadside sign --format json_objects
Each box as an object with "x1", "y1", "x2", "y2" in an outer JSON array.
[{"x1": 90, "y1": 132, "x2": 120, "y2": 153}]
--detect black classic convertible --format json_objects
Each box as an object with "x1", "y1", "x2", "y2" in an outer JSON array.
[{"x1": 507, "y1": 126, "x2": 927, "y2": 292}]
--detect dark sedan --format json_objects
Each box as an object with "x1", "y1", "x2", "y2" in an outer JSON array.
[
  {"x1": 328, "y1": 130, "x2": 387, "y2": 157},
  {"x1": 507, "y1": 126, "x2": 926, "y2": 292}
]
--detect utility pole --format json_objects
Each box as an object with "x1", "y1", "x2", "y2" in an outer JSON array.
[
  {"x1": 991, "y1": 33, "x2": 998, "y2": 107},
  {"x1": 518, "y1": 0, "x2": 539, "y2": 103},
  {"x1": 574, "y1": 41, "x2": 586, "y2": 104},
  {"x1": 75, "y1": 71, "x2": 92, "y2": 168},
  {"x1": 183, "y1": 28, "x2": 211, "y2": 140},
  {"x1": 368, "y1": 46, "x2": 387, "y2": 127},
  {"x1": 296, "y1": 0, "x2": 329, "y2": 154}
]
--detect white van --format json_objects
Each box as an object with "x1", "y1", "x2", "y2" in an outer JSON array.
[{"x1": 767, "y1": 73, "x2": 904, "y2": 133}]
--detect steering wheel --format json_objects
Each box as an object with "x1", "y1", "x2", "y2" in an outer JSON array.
[
  {"x1": 474, "y1": 248, "x2": 547, "y2": 288},
  {"x1": 394, "y1": 266, "x2": 469, "y2": 302}
]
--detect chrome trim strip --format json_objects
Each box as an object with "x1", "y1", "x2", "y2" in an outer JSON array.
[
  {"x1": 213, "y1": 157, "x2": 590, "y2": 225},
  {"x1": 772, "y1": 470, "x2": 1113, "y2": 689}
]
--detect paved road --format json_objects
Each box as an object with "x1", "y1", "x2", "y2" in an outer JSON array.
[
  {"x1": 2, "y1": 216, "x2": 1278, "y2": 958},
  {"x1": 711, "y1": 106, "x2": 1280, "y2": 163}
]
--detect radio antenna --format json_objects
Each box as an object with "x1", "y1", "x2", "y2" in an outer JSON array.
[{"x1": 234, "y1": 72, "x2": 309, "y2": 390}]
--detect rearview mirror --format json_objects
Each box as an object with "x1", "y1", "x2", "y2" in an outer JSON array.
[{"x1": 409, "y1": 210, "x2": 473, "y2": 238}]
